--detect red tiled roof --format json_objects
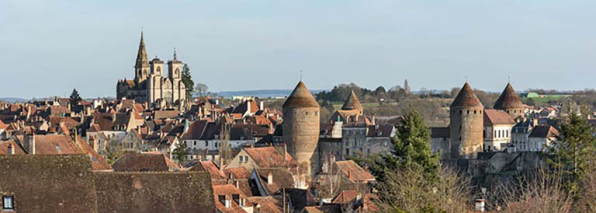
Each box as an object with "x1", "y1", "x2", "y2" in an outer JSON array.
[
  {"x1": 332, "y1": 190, "x2": 358, "y2": 204},
  {"x1": 334, "y1": 160, "x2": 375, "y2": 182},
  {"x1": 244, "y1": 146, "x2": 293, "y2": 168},
  {"x1": 484, "y1": 109, "x2": 515, "y2": 125}
]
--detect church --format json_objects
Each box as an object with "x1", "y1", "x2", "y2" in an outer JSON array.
[{"x1": 116, "y1": 32, "x2": 187, "y2": 109}]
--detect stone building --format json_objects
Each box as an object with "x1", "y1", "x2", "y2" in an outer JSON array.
[
  {"x1": 494, "y1": 83, "x2": 526, "y2": 119},
  {"x1": 483, "y1": 109, "x2": 515, "y2": 151},
  {"x1": 282, "y1": 81, "x2": 320, "y2": 178},
  {"x1": 116, "y1": 32, "x2": 186, "y2": 109},
  {"x1": 449, "y1": 83, "x2": 484, "y2": 159}
]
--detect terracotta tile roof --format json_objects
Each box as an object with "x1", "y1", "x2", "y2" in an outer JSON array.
[
  {"x1": 200, "y1": 161, "x2": 227, "y2": 180},
  {"x1": 494, "y1": 83, "x2": 525, "y2": 109},
  {"x1": 246, "y1": 196, "x2": 283, "y2": 213},
  {"x1": 154, "y1": 110, "x2": 179, "y2": 120},
  {"x1": 16, "y1": 135, "x2": 80, "y2": 154},
  {"x1": 303, "y1": 205, "x2": 342, "y2": 213},
  {"x1": 256, "y1": 168, "x2": 295, "y2": 195},
  {"x1": 283, "y1": 81, "x2": 320, "y2": 108},
  {"x1": 225, "y1": 167, "x2": 251, "y2": 179},
  {"x1": 244, "y1": 146, "x2": 293, "y2": 168},
  {"x1": 213, "y1": 184, "x2": 248, "y2": 213},
  {"x1": 112, "y1": 152, "x2": 180, "y2": 172},
  {"x1": 484, "y1": 109, "x2": 515, "y2": 125},
  {"x1": 74, "y1": 136, "x2": 112, "y2": 170},
  {"x1": 332, "y1": 190, "x2": 358, "y2": 204},
  {"x1": 0, "y1": 120, "x2": 8, "y2": 130},
  {"x1": 341, "y1": 90, "x2": 363, "y2": 112},
  {"x1": 451, "y1": 82, "x2": 483, "y2": 108},
  {"x1": 334, "y1": 160, "x2": 376, "y2": 182},
  {"x1": 0, "y1": 140, "x2": 25, "y2": 154}
]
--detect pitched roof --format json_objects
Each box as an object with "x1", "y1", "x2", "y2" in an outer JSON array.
[
  {"x1": 183, "y1": 120, "x2": 208, "y2": 140},
  {"x1": 331, "y1": 190, "x2": 358, "y2": 204},
  {"x1": 213, "y1": 184, "x2": 248, "y2": 213},
  {"x1": 225, "y1": 167, "x2": 252, "y2": 179},
  {"x1": 282, "y1": 81, "x2": 320, "y2": 108},
  {"x1": 112, "y1": 152, "x2": 180, "y2": 172},
  {"x1": 95, "y1": 171, "x2": 216, "y2": 213},
  {"x1": 494, "y1": 83, "x2": 525, "y2": 109},
  {"x1": 341, "y1": 90, "x2": 363, "y2": 112},
  {"x1": 246, "y1": 196, "x2": 284, "y2": 213},
  {"x1": 16, "y1": 135, "x2": 80, "y2": 154},
  {"x1": 529, "y1": 125, "x2": 559, "y2": 138},
  {"x1": 484, "y1": 109, "x2": 515, "y2": 125},
  {"x1": 200, "y1": 161, "x2": 227, "y2": 180},
  {"x1": 255, "y1": 168, "x2": 295, "y2": 195},
  {"x1": 0, "y1": 155, "x2": 99, "y2": 213},
  {"x1": 451, "y1": 82, "x2": 483, "y2": 108},
  {"x1": 244, "y1": 146, "x2": 292, "y2": 168},
  {"x1": 334, "y1": 160, "x2": 376, "y2": 182}
]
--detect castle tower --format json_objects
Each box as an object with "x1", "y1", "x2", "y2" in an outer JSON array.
[
  {"x1": 341, "y1": 90, "x2": 363, "y2": 115},
  {"x1": 282, "y1": 81, "x2": 320, "y2": 177},
  {"x1": 449, "y1": 83, "x2": 484, "y2": 159},
  {"x1": 168, "y1": 49, "x2": 182, "y2": 80},
  {"x1": 494, "y1": 83, "x2": 525, "y2": 119},
  {"x1": 134, "y1": 32, "x2": 150, "y2": 83}
]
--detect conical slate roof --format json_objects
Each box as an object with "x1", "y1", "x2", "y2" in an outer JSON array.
[
  {"x1": 494, "y1": 83, "x2": 524, "y2": 109},
  {"x1": 451, "y1": 83, "x2": 483, "y2": 108},
  {"x1": 283, "y1": 81, "x2": 320, "y2": 108},
  {"x1": 135, "y1": 32, "x2": 149, "y2": 68},
  {"x1": 341, "y1": 90, "x2": 363, "y2": 111}
]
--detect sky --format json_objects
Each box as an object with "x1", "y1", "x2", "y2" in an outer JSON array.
[{"x1": 2, "y1": 0, "x2": 596, "y2": 98}]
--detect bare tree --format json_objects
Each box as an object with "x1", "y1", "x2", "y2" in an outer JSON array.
[
  {"x1": 374, "y1": 166, "x2": 473, "y2": 212},
  {"x1": 194, "y1": 83, "x2": 209, "y2": 97}
]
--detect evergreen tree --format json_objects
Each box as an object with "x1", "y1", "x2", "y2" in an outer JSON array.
[
  {"x1": 181, "y1": 64, "x2": 194, "y2": 100},
  {"x1": 172, "y1": 139, "x2": 189, "y2": 164},
  {"x1": 363, "y1": 109, "x2": 440, "y2": 183},
  {"x1": 69, "y1": 88, "x2": 82, "y2": 106},
  {"x1": 548, "y1": 113, "x2": 596, "y2": 194}
]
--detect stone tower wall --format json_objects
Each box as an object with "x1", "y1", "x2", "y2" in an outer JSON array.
[
  {"x1": 450, "y1": 106, "x2": 484, "y2": 159},
  {"x1": 503, "y1": 107, "x2": 525, "y2": 119},
  {"x1": 283, "y1": 107, "x2": 320, "y2": 177}
]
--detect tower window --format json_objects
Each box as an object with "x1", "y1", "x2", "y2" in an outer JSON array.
[
  {"x1": 305, "y1": 112, "x2": 309, "y2": 115},
  {"x1": 3, "y1": 196, "x2": 14, "y2": 210},
  {"x1": 459, "y1": 110, "x2": 462, "y2": 114},
  {"x1": 474, "y1": 110, "x2": 477, "y2": 114},
  {"x1": 467, "y1": 110, "x2": 470, "y2": 114}
]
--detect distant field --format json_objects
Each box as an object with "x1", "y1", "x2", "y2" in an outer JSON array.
[
  {"x1": 331, "y1": 102, "x2": 397, "y2": 109},
  {"x1": 522, "y1": 96, "x2": 564, "y2": 104}
]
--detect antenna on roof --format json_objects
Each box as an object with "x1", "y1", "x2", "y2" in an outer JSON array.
[{"x1": 173, "y1": 48, "x2": 177, "y2": 60}]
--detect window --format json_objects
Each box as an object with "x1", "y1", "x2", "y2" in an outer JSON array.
[
  {"x1": 245, "y1": 156, "x2": 248, "y2": 162},
  {"x1": 3, "y1": 196, "x2": 14, "y2": 210},
  {"x1": 305, "y1": 112, "x2": 309, "y2": 115},
  {"x1": 314, "y1": 112, "x2": 318, "y2": 116},
  {"x1": 239, "y1": 156, "x2": 243, "y2": 163},
  {"x1": 205, "y1": 141, "x2": 209, "y2": 147},
  {"x1": 346, "y1": 148, "x2": 350, "y2": 155}
]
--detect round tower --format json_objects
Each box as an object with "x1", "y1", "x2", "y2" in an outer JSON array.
[
  {"x1": 494, "y1": 83, "x2": 525, "y2": 119},
  {"x1": 282, "y1": 81, "x2": 320, "y2": 177},
  {"x1": 449, "y1": 83, "x2": 484, "y2": 159},
  {"x1": 341, "y1": 90, "x2": 364, "y2": 116}
]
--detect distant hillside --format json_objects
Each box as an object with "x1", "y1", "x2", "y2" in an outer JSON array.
[
  {"x1": 217, "y1": 89, "x2": 325, "y2": 98},
  {"x1": 0, "y1": 97, "x2": 28, "y2": 103}
]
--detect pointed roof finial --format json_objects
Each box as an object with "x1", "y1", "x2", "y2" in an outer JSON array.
[
  {"x1": 300, "y1": 70, "x2": 303, "y2": 81},
  {"x1": 173, "y1": 47, "x2": 177, "y2": 60},
  {"x1": 465, "y1": 75, "x2": 468, "y2": 83},
  {"x1": 508, "y1": 75, "x2": 511, "y2": 83}
]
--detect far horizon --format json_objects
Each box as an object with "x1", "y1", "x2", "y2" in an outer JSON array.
[{"x1": 3, "y1": 1, "x2": 596, "y2": 98}]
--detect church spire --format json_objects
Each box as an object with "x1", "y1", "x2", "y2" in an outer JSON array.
[{"x1": 135, "y1": 31, "x2": 149, "y2": 68}]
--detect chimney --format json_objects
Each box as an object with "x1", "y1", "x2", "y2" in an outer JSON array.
[
  {"x1": 347, "y1": 170, "x2": 352, "y2": 180},
  {"x1": 259, "y1": 101, "x2": 264, "y2": 111},
  {"x1": 7, "y1": 144, "x2": 14, "y2": 155},
  {"x1": 24, "y1": 133, "x2": 36, "y2": 155},
  {"x1": 475, "y1": 199, "x2": 485, "y2": 212},
  {"x1": 225, "y1": 197, "x2": 231, "y2": 208},
  {"x1": 267, "y1": 172, "x2": 273, "y2": 185}
]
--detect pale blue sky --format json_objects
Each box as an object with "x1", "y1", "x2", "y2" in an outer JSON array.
[{"x1": 2, "y1": 0, "x2": 596, "y2": 98}]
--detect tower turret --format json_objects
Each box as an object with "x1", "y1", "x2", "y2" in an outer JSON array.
[
  {"x1": 282, "y1": 81, "x2": 320, "y2": 178},
  {"x1": 168, "y1": 49, "x2": 183, "y2": 80},
  {"x1": 449, "y1": 83, "x2": 484, "y2": 159},
  {"x1": 341, "y1": 90, "x2": 363, "y2": 115},
  {"x1": 135, "y1": 32, "x2": 150, "y2": 83},
  {"x1": 494, "y1": 83, "x2": 525, "y2": 119}
]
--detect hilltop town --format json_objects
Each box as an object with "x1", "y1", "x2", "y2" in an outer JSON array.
[{"x1": 2, "y1": 34, "x2": 596, "y2": 213}]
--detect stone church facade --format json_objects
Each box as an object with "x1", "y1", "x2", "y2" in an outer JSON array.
[{"x1": 117, "y1": 33, "x2": 186, "y2": 108}]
